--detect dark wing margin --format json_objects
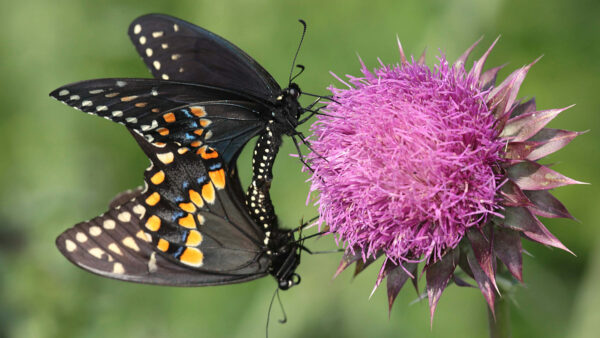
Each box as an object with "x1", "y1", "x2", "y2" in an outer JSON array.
[
  {"x1": 49, "y1": 78, "x2": 265, "y2": 164},
  {"x1": 128, "y1": 14, "x2": 280, "y2": 100}
]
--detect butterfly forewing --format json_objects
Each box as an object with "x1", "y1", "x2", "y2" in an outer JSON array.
[
  {"x1": 56, "y1": 198, "x2": 267, "y2": 286},
  {"x1": 128, "y1": 14, "x2": 280, "y2": 100},
  {"x1": 50, "y1": 79, "x2": 265, "y2": 164}
]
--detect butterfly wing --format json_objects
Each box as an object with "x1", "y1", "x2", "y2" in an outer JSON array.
[
  {"x1": 50, "y1": 78, "x2": 266, "y2": 164},
  {"x1": 56, "y1": 135, "x2": 270, "y2": 286},
  {"x1": 128, "y1": 14, "x2": 280, "y2": 100}
]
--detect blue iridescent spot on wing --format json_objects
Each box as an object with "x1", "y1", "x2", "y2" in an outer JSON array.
[
  {"x1": 209, "y1": 163, "x2": 222, "y2": 171},
  {"x1": 182, "y1": 181, "x2": 189, "y2": 189},
  {"x1": 171, "y1": 211, "x2": 185, "y2": 222},
  {"x1": 180, "y1": 108, "x2": 192, "y2": 118},
  {"x1": 173, "y1": 246, "x2": 185, "y2": 258},
  {"x1": 197, "y1": 175, "x2": 208, "y2": 185}
]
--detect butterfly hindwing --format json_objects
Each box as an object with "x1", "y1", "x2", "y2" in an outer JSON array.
[
  {"x1": 50, "y1": 78, "x2": 266, "y2": 164},
  {"x1": 128, "y1": 14, "x2": 280, "y2": 100}
]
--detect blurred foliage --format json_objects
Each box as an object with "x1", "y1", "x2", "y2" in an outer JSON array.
[{"x1": 0, "y1": 0, "x2": 599, "y2": 337}]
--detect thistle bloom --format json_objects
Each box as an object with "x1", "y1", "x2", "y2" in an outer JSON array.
[{"x1": 307, "y1": 38, "x2": 584, "y2": 318}]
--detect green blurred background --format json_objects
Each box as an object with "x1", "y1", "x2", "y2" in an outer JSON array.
[{"x1": 1, "y1": 0, "x2": 599, "y2": 337}]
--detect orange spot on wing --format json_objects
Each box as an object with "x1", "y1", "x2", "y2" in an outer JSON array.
[
  {"x1": 193, "y1": 129, "x2": 203, "y2": 136},
  {"x1": 185, "y1": 230, "x2": 203, "y2": 246},
  {"x1": 145, "y1": 215, "x2": 161, "y2": 231},
  {"x1": 191, "y1": 140, "x2": 202, "y2": 147},
  {"x1": 189, "y1": 189, "x2": 204, "y2": 207},
  {"x1": 202, "y1": 183, "x2": 215, "y2": 204},
  {"x1": 179, "y1": 202, "x2": 196, "y2": 213},
  {"x1": 178, "y1": 213, "x2": 196, "y2": 229},
  {"x1": 135, "y1": 102, "x2": 148, "y2": 107},
  {"x1": 199, "y1": 119, "x2": 211, "y2": 127},
  {"x1": 163, "y1": 112, "x2": 176, "y2": 123},
  {"x1": 178, "y1": 147, "x2": 189, "y2": 154},
  {"x1": 190, "y1": 106, "x2": 207, "y2": 117},
  {"x1": 179, "y1": 247, "x2": 203, "y2": 267},
  {"x1": 209, "y1": 169, "x2": 226, "y2": 189},
  {"x1": 197, "y1": 146, "x2": 219, "y2": 159},
  {"x1": 157, "y1": 238, "x2": 169, "y2": 252},
  {"x1": 157, "y1": 127, "x2": 169, "y2": 136},
  {"x1": 145, "y1": 192, "x2": 160, "y2": 206},
  {"x1": 152, "y1": 108, "x2": 160, "y2": 113},
  {"x1": 150, "y1": 170, "x2": 165, "y2": 185},
  {"x1": 121, "y1": 95, "x2": 137, "y2": 102}
]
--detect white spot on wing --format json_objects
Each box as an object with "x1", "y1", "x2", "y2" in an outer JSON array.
[
  {"x1": 161, "y1": 43, "x2": 168, "y2": 49},
  {"x1": 103, "y1": 219, "x2": 116, "y2": 230},
  {"x1": 89, "y1": 89, "x2": 104, "y2": 94},
  {"x1": 82, "y1": 100, "x2": 92, "y2": 107},
  {"x1": 65, "y1": 239, "x2": 77, "y2": 252},
  {"x1": 76, "y1": 232, "x2": 88, "y2": 243},
  {"x1": 108, "y1": 243, "x2": 123, "y2": 255},
  {"x1": 69, "y1": 95, "x2": 80, "y2": 101},
  {"x1": 156, "y1": 152, "x2": 174, "y2": 164},
  {"x1": 126, "y1": 117, "x2": 138, "y2": 123},
  {"x1": 133, "y1": 24, "x2": 142, "y2": 34},
  {"x1": 139, "y1": 36, "x2": 146, "y2": 45},
  {"x1": 153, "y1": 60, "x2": 161, "y2": 70},
  {"x1": 58, "y1": 89, "x2": 69, "y2": 96},
  {"x1": 112, "y1": 262, "x2": 125, "y2": 274},
  {"x1": 173, "y1": 24, "x2": 179, "y2": 32},
  {"x1": 116, "y1": 81, "x2": 127, "y2": 87},
  {"x1": 89, "y1": 226, "x2": 102, "y2": 236},
  {"x1": 148, "y1": 252, "x2": 158, "y2": 272},
  {"x1": 122, "y1": 236, "x2": 140, "y2": 252},
  {"x1": 96, "y1": 105, "x2": 108, "y2": 112},
  {"x1": 132, "y1": 204, "x2": 146, "y2": 218},
  {"x1": 171, "y1": 54, "x2": 181, "y2": 60},
  {"x1": 161, "y1": 74, "x2": 169, "y2": 80},
  {"x1": 112, "y1": 110, "x2": 123, "y2": 117},
  {"x1": 145, "y1": 48, "x2": 153, "y2": 57},
  {"x1": 118, "y1": 212, "x2": 131, "y2": 222},
  {"x1": 88, "y1": 247, "x2": 106, "y2": 259},
  {"x1": 152, "y1": 31, "x2": 164, "y2": 38}
]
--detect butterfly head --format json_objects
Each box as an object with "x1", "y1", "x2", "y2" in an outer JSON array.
[
  {"x1": 273, "y1": 83, "x2": 303, "y2": 134},
  {"x1": 269, "y1": 231, "x2": 302, "y2": 290}
]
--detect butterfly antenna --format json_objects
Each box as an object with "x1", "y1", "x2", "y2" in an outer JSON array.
[
  {"x1": 290, "y1": 65, "x2": 305, "y2": 83},
  {"x1": 266, "y1": 287, "x2": 277, "y2": 338},
  {"x1": 276, "y1": 289, "x2": 288, "y2": 324},
  {"x1": 288, "y1": 19, "x2": 307, "y2": 85}
]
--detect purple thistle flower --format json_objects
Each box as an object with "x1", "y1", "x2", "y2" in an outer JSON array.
[{"x1": 307, "y1": 37, "x2": 585, "y2": 319}]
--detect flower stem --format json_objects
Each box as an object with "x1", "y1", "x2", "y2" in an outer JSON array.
[{"x1": 487, "y1": 296, "x2": 511, "y2": 338}]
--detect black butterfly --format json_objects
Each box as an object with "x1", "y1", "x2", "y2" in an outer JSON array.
[
  {"x1": 50, "y1": 13, "x2": 322, "y2": 235},
  {"x1": 56, "y1": 131, "x2": 303, "y2": 289}
]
